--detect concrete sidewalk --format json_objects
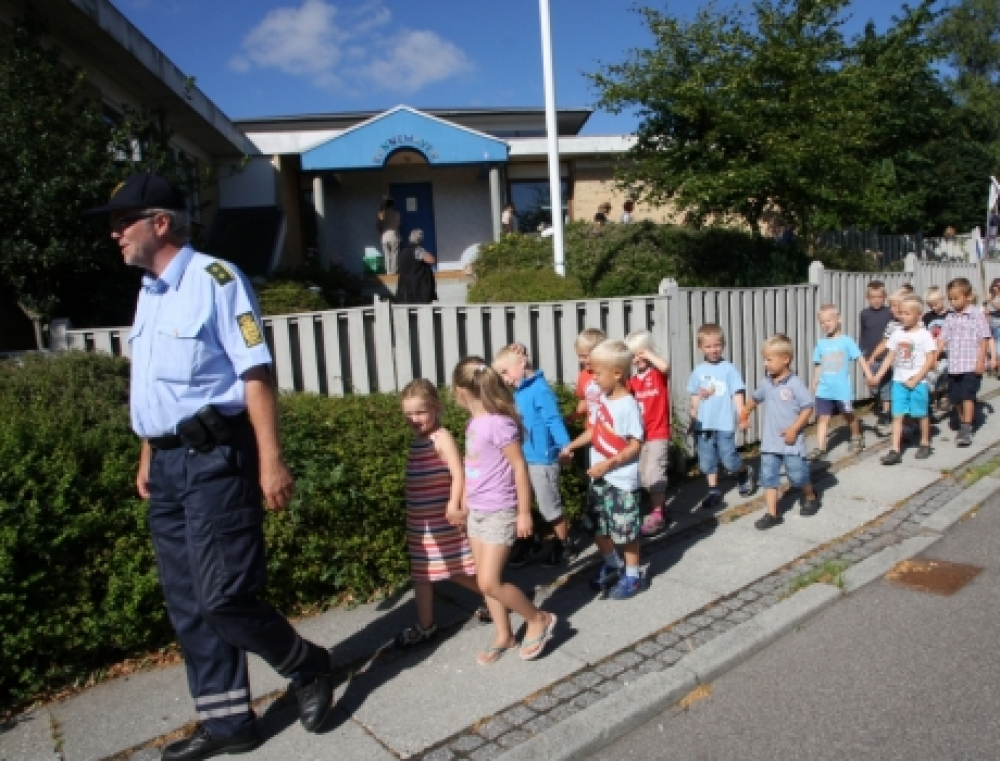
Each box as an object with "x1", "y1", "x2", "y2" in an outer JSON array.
[{"x1": 3, "y1": 381, "x2": 1000, "y2": 761}]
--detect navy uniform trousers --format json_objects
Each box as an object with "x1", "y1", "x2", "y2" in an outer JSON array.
[{"x1": 148, "y1": 423, "x2": 323, "y2": 737}]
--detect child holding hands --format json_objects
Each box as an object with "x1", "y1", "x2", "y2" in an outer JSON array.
[
  {"x1": 740, "y1": 335, "x2": 818, "y2": 530},
  {"x1": 398, "y1": 380, "x2": 482, "y2": 647},
  {"x1": 453, "y1": 358, "x2": 557, "y2": 664},
  {"x1": 560, "y1": 340, "x2": 646, "y2": 599},
  {"x1": 869, "y1": 296, "x2": 937, "y2": 462},
  {"x1": 624, "y1": 330, "x2": 672, "y2": 536}
]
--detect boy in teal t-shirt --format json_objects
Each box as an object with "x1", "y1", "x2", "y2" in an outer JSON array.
[{"x1": 810, "y1": 305, "x2": 873, "y2": 458}]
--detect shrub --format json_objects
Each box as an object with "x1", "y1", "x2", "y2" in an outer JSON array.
[
  {"x1": 468, "y1": 268, "x2": 586, "y2": 303},
  {"x1": 0, "y1": 352, "x2": 588, "y2": 711},
  {"x1": 255, "y1": 280, "x2": 332, "y2": 315},
  {"x1": 472, "y1": 222, "x2": 809, "y2": 299},
  {"x1": 0, "y1": 353, "x2": 167, "y2": 710},
  {"x1": 255, "y1": 263, "x2": 367, "y2": 316}
]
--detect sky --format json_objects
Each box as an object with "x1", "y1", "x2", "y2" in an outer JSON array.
[{"x1": 116, "y1": 0, "x2": 918, "y2": 135}]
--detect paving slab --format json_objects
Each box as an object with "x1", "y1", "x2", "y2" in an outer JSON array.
[
  {"x1": 52, "y1": 664, "x2": 196, "y2": 761},
  {"x1": 894, "y1": 436, "x2": 996, "y2": 473},
  {"x1": 653, "y1": 524, "x2": 815, "y2": 597},
  {"x1": 748, "y1": 494, "x2": 890, "y2": 545},
  {"x1": 341, "y1": 622, "x2": 585, "y2": 757},
  {"x1": 0, "y1": 711, "x2": 58, "y2": 761},
  {"x1": 551, "y1": 579, "x2": 718, "y2": 665},
  {"x1": 821, "y1": 461, "x2": 939, "y2": 503},
  {"x1": 242, "y1": 707, "x2": 395, "y2": 761}
]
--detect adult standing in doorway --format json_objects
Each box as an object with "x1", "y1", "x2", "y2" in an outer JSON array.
[
  {"x1": 85, "y1": 173, "x2": 335, "y2": 760},
  {"x1": 378, "y1": 197, "x2": 402, "y2": 274},
  {"x1": 501, "y1": 203, "x2": 516, "y2": 234},
  {"x1": 396, "y1": 228, "x2": 438, "y2": 304}
]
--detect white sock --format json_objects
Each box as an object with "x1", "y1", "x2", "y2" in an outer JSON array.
[{"x1": 625, "y1": 565, "x2": 640, "y2": 579}]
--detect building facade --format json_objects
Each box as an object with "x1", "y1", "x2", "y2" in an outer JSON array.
[{"x1": 229, "y1": 106, "x2": 679, "y2": 275}]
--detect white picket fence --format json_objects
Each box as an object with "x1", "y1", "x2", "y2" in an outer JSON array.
[{"x1": 49, "y1": 255, "x2": 988, "y2": 447}]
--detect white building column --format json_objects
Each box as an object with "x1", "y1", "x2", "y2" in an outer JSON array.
[
  {"x1": 489, "y1": 165, "x2": 502, "y2": 242},
  {"x1": 313, "y1": 174, "x2": 330, "y2": 265}
]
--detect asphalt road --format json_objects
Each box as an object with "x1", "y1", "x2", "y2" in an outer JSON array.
[{"x1": 591, "y1": 491, "x2": 1000, "y2": 761}]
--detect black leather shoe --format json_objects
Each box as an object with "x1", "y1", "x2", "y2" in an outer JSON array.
[
  {"x1": 161, "y1": 724, "x2": 262, "y2": 760},
  {"x1": 296, "y1": 674, "x2": 334, "y2": 732}
]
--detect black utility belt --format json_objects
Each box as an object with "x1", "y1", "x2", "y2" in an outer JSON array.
[{"x1": 149, "y1": 407, "x2": 249, "y2": 451}]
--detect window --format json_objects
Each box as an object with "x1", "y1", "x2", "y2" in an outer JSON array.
[{"x1": 509, "y1": 179, "x2": 569, "y2": 233}]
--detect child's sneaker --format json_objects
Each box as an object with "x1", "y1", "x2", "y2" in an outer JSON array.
[
  {"x1": 754, "y1": 513, "x2": 783, "y2": 530},
  {"x1": 806, "y1": 447, "x2": 826, "y2": 461},
  {"x1": 800, "y1": 496, "x2": 820, "y2": 516},
  {"x1": 915, "y1": 445, "x2": 932, "y2": 459},
  {"x1": 699, "y1": 491, "x2": 723, "y2": 510},
  {"x1": 737, "y1": 466, "x2": 755, "y2": 497},
  {"x1": 847, "y1": 436, "x2": 865, "y2": 454},
  {"x1": 640, "y1": 511, "x2": 667, "y2": 536},
  {"x1": 956, "y1": 425, "x2": 973, "y2": 447},
  {"x1": 608, "y1": 574, "x2": 644, "y2": 600},
  {"x1": 589, "y1": 564, "x2": 620, "y2": 591},
  {"x1": 881, "y1": 449, "x2": 902, "y2": 465}
]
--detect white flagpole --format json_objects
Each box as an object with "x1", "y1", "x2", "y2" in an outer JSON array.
[
  {"x1": 986, "y1": 176, "x2": 1000, "y2": 258},
  {"x1": 538, "y1": 0, "x2": 566, "y2": 276}
]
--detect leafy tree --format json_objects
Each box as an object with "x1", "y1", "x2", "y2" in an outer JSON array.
[
  {"x1": 589, "y1": 0, "x2": 972, "y2": 237},
  {"x1": 0, "y1": 13, "x2": 200, "y2": 340},
  {"x1": 932, "y1": 0, "x2": 1000, "y2": 174}
]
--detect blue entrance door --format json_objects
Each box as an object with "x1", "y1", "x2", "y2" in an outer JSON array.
[{"x1": 390, "y1": 182, "x2": 437, "y2": 256}]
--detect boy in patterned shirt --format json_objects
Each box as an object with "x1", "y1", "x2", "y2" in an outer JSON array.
[{"x1": 938, "y1": 278, "x2": 991, "y2": 446}]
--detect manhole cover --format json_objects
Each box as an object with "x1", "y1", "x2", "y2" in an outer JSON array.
[{"x1": 885, "y1": 559, "x2": 983, "y2": 596}]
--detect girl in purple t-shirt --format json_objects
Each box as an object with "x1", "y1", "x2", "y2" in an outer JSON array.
[{"x1": 453, "y1": 357, "x2": 558, "y2": 665}]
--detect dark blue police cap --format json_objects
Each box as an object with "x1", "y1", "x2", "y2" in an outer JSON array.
[{"x1": 84, "y1": 172, "x2": 187, "y2": 215}]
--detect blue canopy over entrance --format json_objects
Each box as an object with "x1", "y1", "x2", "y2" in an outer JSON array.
[{"x1": 301, "y1": 106, "x2": 509, "y2": 171}]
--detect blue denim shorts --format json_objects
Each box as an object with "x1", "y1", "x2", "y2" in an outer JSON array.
[
  {"x1": 695, "y1": 429, "x2": 742, "y2": 476},
  {"x1": 760, "y1": 453, "x2": 810, "y2": 489}
]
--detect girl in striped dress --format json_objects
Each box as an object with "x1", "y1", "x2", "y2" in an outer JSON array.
[{"x1": 398, "y1": 379, "x2": 481, "y2": 647}]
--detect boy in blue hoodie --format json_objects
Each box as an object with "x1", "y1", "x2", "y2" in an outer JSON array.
[{"x1": 494, "y1": 343, "x2": 573, "y2": 566}]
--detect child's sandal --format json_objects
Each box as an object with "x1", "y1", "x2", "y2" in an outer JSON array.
[
  {"x1": 475, "y1": 604, "x2": 493, "y2": 625},
  {"x1": 395, "y1": 622, "x2": 438, "y2": 649}
]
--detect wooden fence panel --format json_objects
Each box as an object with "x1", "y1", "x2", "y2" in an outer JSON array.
[
  {"x1": 439, "y1": 306, "x2": 462, "y2": 383},
  {"x1": 298, "y1": 316, "x2": 322, "y2": 394},
  {"x1": 269, "y1": 317, "x2": 294, "y2": 392},
  {"x1": 321, "y1": 312, "x2": 345, "y2": 396},
  {"x1": 536, "y1": 305, "x2": 559, "y2": 382},
  {"x1": 346, "y1": 310, "x2": 370, "y2": 394}
]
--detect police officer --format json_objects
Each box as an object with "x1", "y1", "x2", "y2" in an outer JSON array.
[{"x1": 85, "y1": 173, "x2": 334, "y2": 759}]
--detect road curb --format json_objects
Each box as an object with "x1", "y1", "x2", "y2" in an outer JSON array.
[
  {"x1": 497, "y1": 584, "x2": 841, "y2": 761},
  {"x1": 919, "y1": 478, "x2": 997, "y2": 533}
]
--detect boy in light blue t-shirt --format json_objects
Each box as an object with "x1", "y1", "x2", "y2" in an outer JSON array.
[
  {"x1": 685, "y1": 324, "x2": 755, "y2": 509},
  {"x1": 810, "y1": 305, "x2": 873, "y2": 459}
]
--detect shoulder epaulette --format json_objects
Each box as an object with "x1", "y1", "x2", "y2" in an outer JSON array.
[{"x1": 205, "y1": 261, "x2": 235, "y2": 286}]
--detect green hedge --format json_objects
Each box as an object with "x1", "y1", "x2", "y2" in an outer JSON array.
[
  {"x1": 0, "y1": 353, "x2": 587, "y2": 710},
  {"x1": 468, "y1": 267, "x2": 586, "y2": 303},
  {"x1": 472, "y1": 222, "x2": 815, "y2": 299},
  {"x1": 254, "y1": 263, "x2": 368, "y2": 315}
]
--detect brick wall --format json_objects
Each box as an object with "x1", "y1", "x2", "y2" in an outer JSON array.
[{"x1": 571, "y1": 163, "x2": 686, "y2": 225}]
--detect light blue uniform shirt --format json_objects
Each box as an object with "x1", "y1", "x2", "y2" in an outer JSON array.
[
  {"x1": 686, "y1": 361, "x2": 746, "y2": 432},
  {"x1": 812, "y1": 335, "x2": 861, "y2": 401},
  {"x1": 128, "y1": 246, "x2": 272, "y2": 438}
]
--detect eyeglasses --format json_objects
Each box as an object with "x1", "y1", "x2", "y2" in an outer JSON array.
[{"x1": 110, "y1": 212, "x2": 157, "y2": 231}]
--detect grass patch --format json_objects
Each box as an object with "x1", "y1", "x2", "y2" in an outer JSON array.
[
  {"x1": 961, "y1": 459, "x2": 1000, "y2": 486},
  {"x1": 783, "y1": 559, "x2": 851, "y2": 598}
]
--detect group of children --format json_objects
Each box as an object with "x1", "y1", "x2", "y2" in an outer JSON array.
[{"x1": 394, "y1": 276, "x2": 992, "y2": 666}]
